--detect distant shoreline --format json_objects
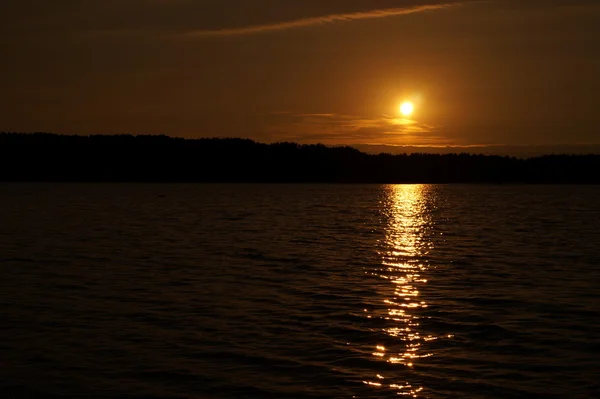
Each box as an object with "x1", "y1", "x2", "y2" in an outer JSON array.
[{"x1": 2, "y1": 133, "x2": 599, "y2": 184}]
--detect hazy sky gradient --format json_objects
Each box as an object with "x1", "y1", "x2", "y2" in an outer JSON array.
[{"x1": 1, "y1": 0, "x2": 599, "y2": 149}]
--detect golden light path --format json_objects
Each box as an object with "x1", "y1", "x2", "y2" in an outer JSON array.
[{"x1": 364, "y1": 185, "x2": 438, "y2": 398}]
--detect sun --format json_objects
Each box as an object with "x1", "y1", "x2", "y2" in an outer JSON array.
[{"x1": 400, "y1": 101, "x2": 414, "y2": 117}]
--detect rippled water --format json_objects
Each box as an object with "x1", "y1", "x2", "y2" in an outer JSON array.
[{"x1": 2, "y1": 184, "x2": 600, "y2": 398}]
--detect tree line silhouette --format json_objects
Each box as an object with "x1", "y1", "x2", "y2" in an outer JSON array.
[{"x1": 1, "y1": 132, "x2": 599, "y2": 183}]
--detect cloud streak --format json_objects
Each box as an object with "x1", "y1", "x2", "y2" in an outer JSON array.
[
  {"x1": 264, "y1": 112, "x2": 444, "y2": 145},
  {"x1": 185, "y1": 3, "x2": 463, "y2": 37}
]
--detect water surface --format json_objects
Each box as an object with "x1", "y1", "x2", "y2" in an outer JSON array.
[{"x1": 1, "y1": 184, "x2": 600, "y2": 398}]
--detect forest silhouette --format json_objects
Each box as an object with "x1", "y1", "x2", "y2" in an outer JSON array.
[{"x1": 1, "y1": 133, "x2": 599, "y2": 183}]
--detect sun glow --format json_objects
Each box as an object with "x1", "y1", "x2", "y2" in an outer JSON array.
[{"x1": 400, "y1": 102, "x2": 414, "y2": 116}]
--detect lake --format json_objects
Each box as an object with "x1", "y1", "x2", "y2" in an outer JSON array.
[{"x1": 1, "y1": 183, "x2": 600, "y2": 398}]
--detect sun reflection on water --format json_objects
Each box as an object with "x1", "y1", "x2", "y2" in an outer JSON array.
[{"x1": 364, "y1": 185, "x2": 436, "y2": 397}]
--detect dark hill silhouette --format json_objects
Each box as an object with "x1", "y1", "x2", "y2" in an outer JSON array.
[{"x1": 1, "y1": 132, "x2": 599, "y2": 183}]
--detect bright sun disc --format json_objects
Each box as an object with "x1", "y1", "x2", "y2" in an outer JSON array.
[{"x1": 400, "y1": 102, "x2": 414, "y2": 116}]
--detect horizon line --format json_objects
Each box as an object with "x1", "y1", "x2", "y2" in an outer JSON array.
[{"x1": 3, "y1": 132, "x2": 600, "y2": 151}]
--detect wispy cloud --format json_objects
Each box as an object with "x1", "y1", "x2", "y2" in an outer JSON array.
[
  {"x1": 265, "y1": 112, "x2": 445, "y2": 145},
  {"x1": 185, "y1": 3, "x2": 463, "y2": 37}
]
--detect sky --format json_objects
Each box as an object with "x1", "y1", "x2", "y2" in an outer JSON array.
[{"x1": 1, "y1": 0, "x2": 599, "y2": 153}]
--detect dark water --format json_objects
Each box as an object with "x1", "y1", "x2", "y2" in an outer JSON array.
[{"x1": 2, "y1": 184, "x2": 600, "y2": 399}]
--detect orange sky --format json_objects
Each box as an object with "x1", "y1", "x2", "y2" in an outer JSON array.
[{"x1": 1, "y1": 1, "x2": 599, "y2": 150}]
